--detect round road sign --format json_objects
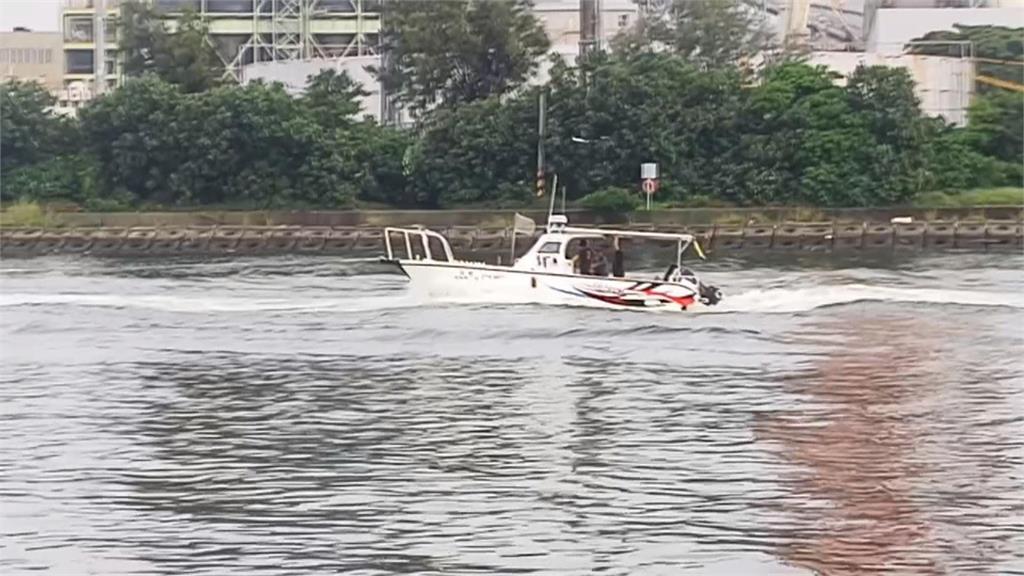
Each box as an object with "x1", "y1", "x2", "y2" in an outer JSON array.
[{"x1": 642, "y1": 178, "x2": 657, "y2": 194}]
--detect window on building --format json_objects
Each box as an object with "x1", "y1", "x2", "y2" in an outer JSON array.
[
  {"x1": 155, "y1": 0, "x2": 201, "y2": 12},
  {"x1": 320, "y1": 0, "x2": 357, "y2": 13},
  {"x1": 66, "y1": 50, "x2": 95, "y2": 74},
  {"x1": 618, "y1": 14, "x2": 630, "y2": 28},
  {"x1": 66, "y1": 17, "x2": 94, "y2": 42},
  {"x1": 44, "y1": 49, "x2": 53, "y2": 64},
  {"x1": 0, "y1": 49, "x2": 8, "y2": 64},
  {"x1": 205, "y1": 0, "x2": 249, "y2": 13}
]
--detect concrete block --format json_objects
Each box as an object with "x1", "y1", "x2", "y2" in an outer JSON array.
[
  {"x1": 985, "y1": 220, "x2": 1022, "y2": 251},
  {"x1": 863, "y1": 224, "x2": 893, "y2": 249},
  {"x1": 955, "y1": 221, "x2": 987, "y2": 249},
  {"x1": 924, "y1": 221, "x2": 955, "y2": 249},
  {"x1": 894, "y1": 222, "x2": 926, "y2": 249},
  {"x1": 711, "y1": 225, "x2": 744, "y2": 251},
  {"x1": 798, "y1": 223, "x2": 834, "y2": 251},
  {"x1": 834, "y1": 223, "x2": 864, "y2": 250},
  {"x1": 742, "y1": 225, "x2": 775, "y2": 250}
]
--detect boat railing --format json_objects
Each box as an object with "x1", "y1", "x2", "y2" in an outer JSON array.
[{"x1": 383, "y1": 227, "x2": 454, "y2": 262}]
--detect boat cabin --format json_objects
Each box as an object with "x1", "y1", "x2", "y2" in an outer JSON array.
[{"x1": 383, "y1": 214, "x2": 703, "y2": 282}]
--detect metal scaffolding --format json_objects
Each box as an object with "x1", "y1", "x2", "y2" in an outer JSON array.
[{"x1": 142, "y1": 0, "x2": 381, "y2": 80}]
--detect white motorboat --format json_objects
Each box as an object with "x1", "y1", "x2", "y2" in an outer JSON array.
[{"x1": 380, "y1": 214, "x2": 723, "y2": 311}]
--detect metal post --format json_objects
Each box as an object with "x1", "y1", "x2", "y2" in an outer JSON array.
[
  {"x1": 94, "y1": 0, "x2": 106, "y2": 96},
  {"x1": 509, "y1": 228, "x2": 517, "y2": 263},
  {"x1": 253, "y1": 0, "x2": 260, "y2": 64},
  {"x1": 548, "y1": 174, "x2": 559, "y2": 221},
  {"x1": 536, "y1": 91, "x2": 546, "y2": 197}
]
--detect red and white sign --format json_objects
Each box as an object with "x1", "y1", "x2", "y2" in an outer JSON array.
[{"x1": 642, "y1": 178, "x2": 658, "y2": 194}]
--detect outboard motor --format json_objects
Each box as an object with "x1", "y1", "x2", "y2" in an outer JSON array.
[
  {"x1": 698, "y1": 282, "x2": 723, "y2": 306},
  {"x1": 666, "y1": 264, "x2": 722, "y2": 306}
]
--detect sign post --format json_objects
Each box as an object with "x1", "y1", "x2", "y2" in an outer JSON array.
[{"x1": 640, "y1": 162, "x2": 658, "y2": 211}]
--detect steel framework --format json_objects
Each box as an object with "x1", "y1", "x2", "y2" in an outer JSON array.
[{"x1": 154, "y1": 0, "x2": 380, "y2": 80}]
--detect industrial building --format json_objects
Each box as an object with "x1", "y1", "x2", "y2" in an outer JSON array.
[
  {"x1": 53, "y1": 0, "x2": 1023, "y2": 125},
  {"x1": 0, "y1": 30, "x2": 63, "y2": 92},
  {"x1": 59, "y1": 0, "x2": 381, "y2": 97},
  {"x1": 242, "y1": 0, "x2": 645, "y2": 122}
]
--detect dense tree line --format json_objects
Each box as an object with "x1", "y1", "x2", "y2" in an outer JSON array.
[{"x1": 0, "y1": 1, "x2": 1020, "y2": 210}]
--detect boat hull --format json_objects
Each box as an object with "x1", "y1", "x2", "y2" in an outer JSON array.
[{"x1": 391, "y1": 259, "x2": 703, "y2": 311}]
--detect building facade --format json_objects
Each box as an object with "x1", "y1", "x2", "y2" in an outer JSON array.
[
  {"x1": 0, "y1": 31, "x2": 64, "y2": 92},
  {"x1": 534, "y1": 0, "x2": 638, "y2": 54},
  {"x1": 59, "y1": 0, "x2": 381, "y2": 103}
]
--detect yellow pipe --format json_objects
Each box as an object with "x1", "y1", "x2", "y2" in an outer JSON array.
[
  {"x1": 976, "y1": 74, "x2": 1024, "y2": 93},
  {"x1": 973, "y1": 57, "x2": 1024, "y2": 67}
]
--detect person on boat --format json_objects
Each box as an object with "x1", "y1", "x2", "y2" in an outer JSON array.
[
  {"x1": 573, "y1": 239, "x2": 592, "y2": 275},
  {"x1": 612, "y1": 237, "x2": 625, "y2": 278},
  {"x1": 591, "y1": 249, "x2": 609, "y2": 276}
]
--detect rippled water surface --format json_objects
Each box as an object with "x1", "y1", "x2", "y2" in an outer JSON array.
[{"x1": 1, "y1": 253, "x2": 1022, "y2": 575}]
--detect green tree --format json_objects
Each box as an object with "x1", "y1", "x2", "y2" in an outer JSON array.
[
  {"x1": 374, "y1": 0, "x2": 550, "y2": 115},
  {"x1": 117, "y1": 1, "x2": 224, "y2": 93},
  {"x1": 669, "y1": 0, "x2": 771, "y2": 69},
  {"x1": 78, "y1": 75, "x2": 185, "y2": 204},
  {"x1": 739, "y1": 62, "x2": 928, "y2": 206},
  {"x1": 303, "y1": 69, "x2": 369, "y2": 129},
  {"x1": 300, "y1": 70, "x2": 413, "y2": 206},
  {"x1": 844, "y1": 65, "x2": 931, "y2": 202},
  {"x1": 962, "y1": 90, "x2": 1023, "y2": 166},
  {"x1": 615, "y1": 0, "x2": 771, "y2": 70},
  {"x1": 0, "y1": 154, "x2": 105, "y2": 207},
  {"x1": 78, "y1": 74, "x2": 409, "y2": 209},
  {"x1": 920, "y1": 118, "x2": 1014, "y2": 191},
  {"x1": 0, "y1": 81, "x2": 73, "y2": 173},
  {"x1": 409, "y1": 92, "x2": 539, "y2": 206},
  {"x1": 545, "y1": 52, "x2": 746, "y2": 202}
]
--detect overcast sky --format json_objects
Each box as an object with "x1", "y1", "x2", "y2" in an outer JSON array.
[{"x1": 1, "y1": 0, "x2": 61, "y2": 32}]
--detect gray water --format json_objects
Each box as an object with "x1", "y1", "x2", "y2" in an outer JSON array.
[{"x1": 1, "y1": 253, "x2": 1022, "y2": 576}]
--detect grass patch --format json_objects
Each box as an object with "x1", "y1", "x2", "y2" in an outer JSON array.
[
  {"x1": 914, "y1": 187, "x2": 1024, "y2": 207},
  {"x1": 0, "y1": 200, "x2": 52, "y2": 227}
]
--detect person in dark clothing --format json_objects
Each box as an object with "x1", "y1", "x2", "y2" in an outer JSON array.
[
  {"x1": 591, "y1": 250, "x2": 609, "y2": 276},
  {"x1": 612, "y1": 236, "x2": 625, "y2": 277},
  {"x1": 573, "y1": 239, "x2": 592, "y2": 275}
]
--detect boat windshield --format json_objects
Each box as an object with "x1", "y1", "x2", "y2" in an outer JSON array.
[{"x1": 537, "y1": 241, "x2": 562, "y2": 254}]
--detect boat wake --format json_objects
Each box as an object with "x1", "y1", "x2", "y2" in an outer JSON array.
[
  {"x1": 709, "y1": 284, "x2": 1024, "y2": 314},
  {"x1": 2, "y1": 278, "x2": 1020, "y2": 316},
  {"x1": 0, "y1": 291, "x2": 425, "y2": 314}
]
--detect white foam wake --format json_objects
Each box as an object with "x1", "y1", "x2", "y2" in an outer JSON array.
[
  {"x1": 711, "y1": 284, "x2": 1024, "y2": 314},
  {"x1": 0, "y1": 292, "x2": 425, "y2": 314}
]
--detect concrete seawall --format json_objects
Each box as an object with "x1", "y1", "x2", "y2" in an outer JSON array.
[{"x1": 2, "y1": 219, "x2": 1021, "y2": 257}]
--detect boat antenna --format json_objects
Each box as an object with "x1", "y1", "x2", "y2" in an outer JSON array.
[
  {"x1": 548, "y1": 173, "x2": 559, "y2": 221},
  {"x1": 561, "y1": 184, "x2": 566, "y2": 213}
]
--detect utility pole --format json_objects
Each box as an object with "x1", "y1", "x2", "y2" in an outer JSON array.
[{"x1": 94, "y1": 0, "x2": 106, "y2": 96}]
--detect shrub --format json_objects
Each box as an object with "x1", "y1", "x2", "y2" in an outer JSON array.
[
  {"x1": 579, "y1": 187, "x2": 641, "y2": 213},
  {"x1": 0, "y1": 200, "x2": 49, "y2": 227}
]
